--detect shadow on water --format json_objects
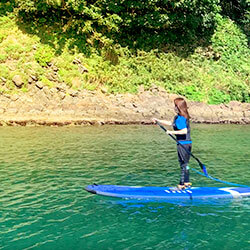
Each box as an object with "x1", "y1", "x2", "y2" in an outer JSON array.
[{"x1": 95, "y1": 195, "x2": 250, "y2": 209}]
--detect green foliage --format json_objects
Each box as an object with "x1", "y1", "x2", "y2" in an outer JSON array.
[
  {"x1": 0, "y1": 0, "x2": 15, "y2": 15},
  {"x1": 80, "y1": 46, "x2": 249, "y2": 104},
  {"x1": 40, "y1": 76, "x2": 55, "y2": 88},
  {"x1": 0, "y1": 64, "x2": 9, "y2": 79},
  {"x1": 211, "y1": 16, "x2": 249, "y2": 75},
  {"x1": 21, "y1": 86, "x2": 28, "y2": 93},
  {"x1": 34, "y1": 45, "x2": 55, "y2": 66},
  {"x1": 181, "y1": 85, "x2": 206, "y2": 103},
  {"x1": 226, "y1": 79, "x2": 250, "y2": 103},
  {"x1": 0, "y1": 53, "x2": 7, "y2": 63},
  {"x1": 208, "y1": 89, "x2": 231, "y2": 104},
  {"x1": 0, "y1": 34, "x2": 5, "y2": 43},
  {"x1": 0, "y1": 2, "x2": 249, "y2": 104},
  {"x1": 14, "y1": 0, "x2": 221, "y2": 50},
  {"x1": 220, "y1": 0, "x2": 249, "y2": 28},
  {"x1": 103, "y1": 0, "x2": 221, "y2": 47},
  {"x1": 4, "y1": 43, "x2": 25, "y2": 60}
]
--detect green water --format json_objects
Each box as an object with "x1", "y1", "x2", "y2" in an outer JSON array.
[{"x1": 0, "y1": 124, "x2": 249, "y2": 249}]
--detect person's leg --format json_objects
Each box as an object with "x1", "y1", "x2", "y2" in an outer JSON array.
[
  {"x1": 180, "y1": 164, "x2": 188, "y2": 185},
  {"x1": 177, "y1": 145, "x2": 186, "y2": 186},
  {"x1": 183, "y1": 165, "x2": 189, "y2": 183},
  {"x1": 177, "y1": 144, "x2": 192, "y2": 187},
  {"x1": 184, "y1": 144, "x2": 192, "y2": 185}
]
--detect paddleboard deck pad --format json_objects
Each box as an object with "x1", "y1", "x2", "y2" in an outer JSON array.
[{"x1": 85, "y1": 184, "x2": 250, "y2": 200}]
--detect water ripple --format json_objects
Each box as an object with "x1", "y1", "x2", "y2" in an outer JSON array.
[{"x1": 0, "y1": 125, "x2": 249, "y2": 249}]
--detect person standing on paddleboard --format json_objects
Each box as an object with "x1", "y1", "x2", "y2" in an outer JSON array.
[{"x1": 153, "y1": 98, "x2": 192, "y2": 190}]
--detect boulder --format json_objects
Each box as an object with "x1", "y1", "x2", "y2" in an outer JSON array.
[
  {"x1": 79, "y1": 65, "x2": 88, "y2": 74},
  {"x1": 0, "y1": 77, "x2": 7, "y2": 83},
  {"x1": 68, "y1": 89, "x2": 78, "y2": 97},
  {"x1": 35, "y1": 81, "x2": 44, "y2": 89},
  {"x1": 12, "y1": 75, "x2": 24, "y2": 88}
]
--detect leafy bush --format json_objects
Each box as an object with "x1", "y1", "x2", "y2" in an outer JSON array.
[
  {"x1": 34, "y1": 45, "x2": 55, "y2": 66},
  {"x1": 0, "y1": 0, "x2": 15, "y2": 15},
  {"x1": 211, "y1": 16, "x2": 249, "y2": 74},
  {"x1": 40, "y1": 76, "x2": 55, "y2": 88},
  {"x1": 220, "y1": 0, "x2": 249, "y2": 26},
  {"x1": 0, "y1": 2, "x2": 249, "y2": 104},
  {"x1": 0, "y1": 34, "x2": 5, "y2": 43},
  {"x1": 0, "y1": 64, "x2": 9, "y2": 79},
  {"x1": 181, "y1": 85, "x2": 206, "y2": 103},
  {"x1": 208, "y1": 89, "x2": 231, "y2": 104},
  {"x1": 0, "y1": 53, "x2": 7, "y2": 63},
  {"x1": 14, "y1": 0, "x2": 221, "y2": 49}
]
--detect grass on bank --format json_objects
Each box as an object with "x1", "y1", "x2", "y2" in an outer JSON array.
[{"x1": 0, "y1": 13, "x2": 249, "y2": 104}]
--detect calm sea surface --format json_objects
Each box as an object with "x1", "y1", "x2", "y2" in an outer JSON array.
[{"x1": 0, "y1": 124, "x2": 249, "y2": 249}]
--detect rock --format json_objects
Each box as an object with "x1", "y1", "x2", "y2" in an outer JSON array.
[
  {"x1": 229, "y1": 101, "x2": 243, "y2": 111},
  {"x1": 150, "y1": 84, "x2": 159, "y2": 93},
  {"x1": 8, "y1": 108, "x2": 18, "y2": 114},
  {"x1": 28, "y1": 77, "x2": 33, "y2": 84},
  {"x1": 138, "y1": 85, "x2": 144, "y2": 93},
  {"x1": 56, "y1": 83, "x2": 67, "y2": 92},
  {"x1": 58, "y1": 91, "x2": 66, "y2": 100},
  {"x1": 49, "y1": 87, "x2": 58, "y2": 96},
  {"x1": 0, "y1": 77, "x2": 6, "y2": 83},
  {"x1": 72, "y1": 77, "x2": 82, "y2": 89},
  {"x1": 11, "y1": 94, "x2": 19, "y2": 101},
  {"x1": 47, "y1": 72, "x2": 58, "y2": 82},
  {"x1": 158, "y1": 86, "x2": 166, "y2": 93},
  {"x1": 0, "y1": 82, "x2": 248, "y2": 125},
  {"x1": 12, "y1": 75, "x2": 24, "y2": 88},
  {"x1": 213, "y1": 52, "x2": 221, "y2": 61},
  {"x1": 229, "y1": 100, "x2": 241, "y2": 106},
  {"x1": 73, "y1": 58, "x2": 81, "y2": 64},
  {"x1": 28, "y1": 84, "x2": 39, "y2": 96},
  {"x1": 31, "y1": 75, "x2": 38, "y2": 81},
  {"x1": 35, "y1": 81, "x2": 44, "y2": 89},
  {"x1": 168, "y1": 94, "x2": 180, "y2": 101},
  {"x1": 68, "y1": 89, "x2": 78, "y2": 97},
  {"x1": 101, "y1": 86, "x2": 108, "y2": 94},
  {"x1": 79, "y1": 65, "x2": 88, "y2": 74},
  {"x1": 42, "y1": 86, "x2": 50, "y2": 98},
  {"x1": 52, "y1": 66, "x2": 59, "y2": 72}
]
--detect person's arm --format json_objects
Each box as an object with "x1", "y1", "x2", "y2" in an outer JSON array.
[
  {"x1": 152, "y1": 118, "x2": 172, "y2": 126},
  {"x1": 167, "y1": 128, "x2": 187, "y2": 135}
]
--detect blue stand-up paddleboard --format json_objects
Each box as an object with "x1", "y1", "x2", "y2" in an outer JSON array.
[
  {"x1": 85, "y1": 184, "x2": 250, "y2": 200},
  {"x1": 86, "y1": 123, "x2": 249, "y2": 203}
]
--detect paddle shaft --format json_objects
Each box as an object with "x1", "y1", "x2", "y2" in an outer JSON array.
[{"x1": 156, "y1": 121, "x2": 206, "y2": 173}]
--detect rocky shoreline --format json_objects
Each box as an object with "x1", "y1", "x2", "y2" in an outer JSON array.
[{"x1": 0, "y1": 82, "x2": 249, "y2": 126}]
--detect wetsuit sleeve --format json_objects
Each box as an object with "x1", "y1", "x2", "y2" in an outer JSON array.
[{"x1": 175, "y1": 116, "x2": 187, "y2": 130}]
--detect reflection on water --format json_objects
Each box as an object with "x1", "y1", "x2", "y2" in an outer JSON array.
[{"x1": 0, "y1": 124, "x2": 249, "y2": 249}]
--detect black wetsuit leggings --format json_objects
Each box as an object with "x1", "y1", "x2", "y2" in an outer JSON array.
[{"x1": 177, "y1": 144, "x2": 192, "y2": 185}]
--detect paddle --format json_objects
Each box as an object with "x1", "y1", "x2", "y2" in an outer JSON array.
[{"x1": 155, "y1": 120, "x2": 208, "y2": 176}]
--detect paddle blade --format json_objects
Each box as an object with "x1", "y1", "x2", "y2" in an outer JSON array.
[{"x1": 202, "y1": 165, "x2": 208, "y2": 176}]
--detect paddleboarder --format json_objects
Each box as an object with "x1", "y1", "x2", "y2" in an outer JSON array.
[{"x1": 153, "y1": 98, "x2": 192, "y2": 189}]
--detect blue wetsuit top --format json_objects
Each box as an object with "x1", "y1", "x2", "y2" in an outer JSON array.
[{"x1": 173, "y1": 115, "x2": 192, "y2": 144}]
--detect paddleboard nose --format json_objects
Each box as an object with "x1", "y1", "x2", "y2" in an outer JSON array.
[{"x1": 85, "y1": 184, "x2": 98, "y2": 194}]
